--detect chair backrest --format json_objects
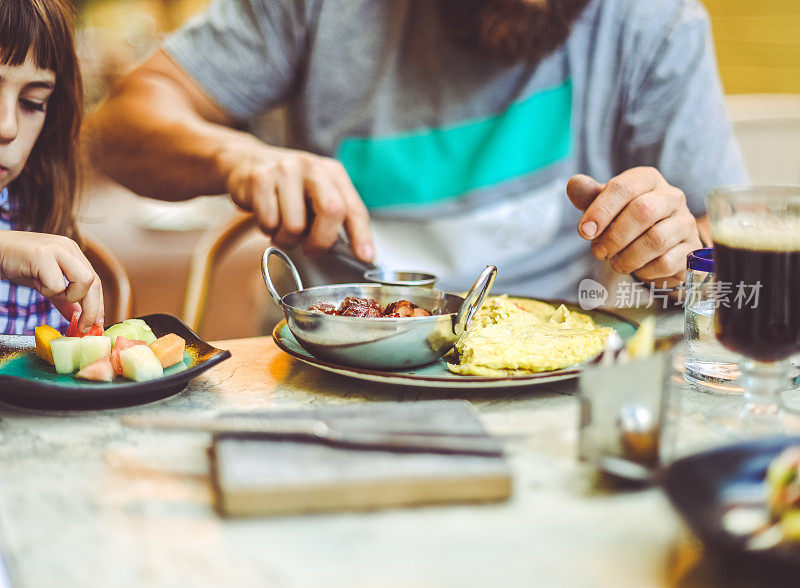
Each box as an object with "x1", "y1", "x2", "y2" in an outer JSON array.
[
  {"x1": 82, "y1": 233, "x2": 132, "y2": 324},
  {"x1": 182, "y1": 213, "x2": 259, "y2": 335},
  {"x1": 727, "y1": 94, "x2": 800, "y2": 184}
]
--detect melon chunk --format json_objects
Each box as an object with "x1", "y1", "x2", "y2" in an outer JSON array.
[
  {"x1": 50, "y1": 337, "x2": 82, "y2": 374},
  {"x1": 123, "y1": 319, "x2": 157, "y2": 345},
  {"x1": 103, "y1": 322, "x2": 139, "y2": 346},
  {"x1": 79, "y1": 336, "x2": 112, "y2": 370},
  {"x1": 110, "y1": 336, "x2": 146, "y2": 376},
  {"x1": 149, "y1": 333, "x2": 186, "y2": 368},
  {"x1": 120, "y1": 345, "x2": 163, "y2": 382},
  {"x1": 75, "y1": 356, "x2": 114, "y2": 382}
]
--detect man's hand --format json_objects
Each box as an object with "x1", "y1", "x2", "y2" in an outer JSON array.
[
  {"x1": 566, "y1": 167, "x2": 702, "y2": 288},
  {"x1": 219, "y1": 142, "x2": 374, "y2": 262},
  {"x1": 0, "y1": 232, "x2": 104, "y2": 332}
]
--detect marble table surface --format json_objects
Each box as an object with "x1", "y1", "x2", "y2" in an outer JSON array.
[{"x1": 0, "y1": 316, "x2": 781, "y2": 588}]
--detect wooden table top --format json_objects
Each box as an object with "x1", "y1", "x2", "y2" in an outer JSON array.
[{"x1": 0, "y1": 334, "x2": 783, "y2": 587}]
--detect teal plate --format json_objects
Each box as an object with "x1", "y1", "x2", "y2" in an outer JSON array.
[
  {"x1": 273, "y1": 299, "x2": 638, "y2": 389},
  {"x1": 0, "y1": 314, "x2": 231, "y2": 410}
]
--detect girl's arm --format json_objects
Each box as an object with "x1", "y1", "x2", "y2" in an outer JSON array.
[{"x1": 0, "y1": 232, "x2": 104, "y2": 332}]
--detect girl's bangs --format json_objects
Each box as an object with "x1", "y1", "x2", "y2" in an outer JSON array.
[{"x1": 0, "y1": 1, "x2": 57, "y2": 71}]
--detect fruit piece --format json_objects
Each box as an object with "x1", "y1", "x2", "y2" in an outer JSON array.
[
  {"x1": 75, "y1": 356, "x2": 114, "y2": 382},
  {"x1": 110, "y1": 336, "x2": 146, "y2": 376},
  {"x1": 50, "y1": 337, "x2": 82, "y2": 374},
  {"x1": 78, "y1": 336, "x2": 112, "y2": 370},
  {"x1": 149, "y1": 333, "x2": 186, "y2": 368},
  {"x1": 104, "y1": 322, "x2": 139, "y2": 346},
  {"x1": 120, "y1": 345, "x2": 163, "y2": 382},
  {"x1": 781, "y1": 510, "x2": 800, "y2": 541},
  {"x1": 34, "y1": 325, "x2": 61, "y2": 365},
  {"x1": 65, "y1": 311, "x2": 104, "y2": 337},
  {"x1": 123, "y1": 319, "x2": 157, "y2": 345}
]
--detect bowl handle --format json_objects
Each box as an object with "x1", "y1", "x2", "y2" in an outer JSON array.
[
  {"x1": 453, "y1": 265, "x2": 496, "y2": 337},
  {"x1": 262, "y1": 247, "x2": 304, "y2": 306}
]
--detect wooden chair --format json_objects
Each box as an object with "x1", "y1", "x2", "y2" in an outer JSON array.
[
  {"x1": 182, "y1": 213, "x2": 260, "y2": 335},
  {"x1": 83, "y1": 233, "x2": 132, "y2": 324}
]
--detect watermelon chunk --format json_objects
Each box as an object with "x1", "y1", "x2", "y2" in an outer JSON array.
[
  {"x1": 75, "y1": 356, "x2": 114, "y2": 382},
  {"x1": 66, "y1": 311, "x2": 104, "y2": 337},
  {"x1": 110, "y1": 336, "x2": 146, "y2": 376},
  {"x1": 149, "y1": 333, "x2": 186, "y2": 368}
]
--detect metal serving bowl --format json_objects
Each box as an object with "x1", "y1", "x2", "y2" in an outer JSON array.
[{"x1": 262, "y1": 247, "x2": 496, "y2": 369}]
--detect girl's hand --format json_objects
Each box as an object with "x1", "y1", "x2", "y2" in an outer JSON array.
[{"x1": 0, "y1": 232, "x2": 104, "y2": 332}]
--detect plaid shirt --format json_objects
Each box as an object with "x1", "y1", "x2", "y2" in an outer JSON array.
[{"x1": 0, "y1": 188, "x2": 68, "y2": 335}]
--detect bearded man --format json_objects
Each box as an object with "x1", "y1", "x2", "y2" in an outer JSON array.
[{"x1": 85, "y1": 0, "x2": 745, "y2": 297}]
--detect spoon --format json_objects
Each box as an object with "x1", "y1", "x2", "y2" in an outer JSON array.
[
  {"x1": 329, "y1": 234, "x2": 438, "y2": 288},
  {"x1": 616, "y1": 404, "x2": 660, "y2": 467}
]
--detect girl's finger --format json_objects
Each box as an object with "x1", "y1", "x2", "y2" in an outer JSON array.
[
  {"x1": 58, "y1": 252, "x2": 95, "y2": 303},
  {"x1": 77, "y1": 276, "x2": 104, "y2": 332},
  {"x1": 35, "y1": 258, "x2": 70, "y2": 299}
]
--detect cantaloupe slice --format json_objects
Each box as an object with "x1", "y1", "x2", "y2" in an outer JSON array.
[
  {"x1": 120, "y1": 345, "x2": 163, "y2": 382},
  {"x1": 149, "y1": 333, "x2": 186, "y2": 368},
  {"x1": 75, "y1": 356, "x2": 114, "y2": 382},
  {"x1": 110, "y1": 337, "x2": 146, "y2": 376}
]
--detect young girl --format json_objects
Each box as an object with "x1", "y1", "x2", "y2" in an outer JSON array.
[{"x1": 0, "y1": 0, "x2": 103, "y2": 335}]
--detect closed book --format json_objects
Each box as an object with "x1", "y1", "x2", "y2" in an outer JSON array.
[{"x1": 209, "y1": 400, "x2": 512, "y2": 517}]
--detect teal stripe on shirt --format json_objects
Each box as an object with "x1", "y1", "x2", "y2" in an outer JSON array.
[{"x1": 337, "y1": 79, "x2": 573, "y2": 209}]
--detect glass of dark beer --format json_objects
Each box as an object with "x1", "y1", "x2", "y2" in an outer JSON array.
[{"x1": 707, "y1": 185, "x2": 800, "y2": 435}]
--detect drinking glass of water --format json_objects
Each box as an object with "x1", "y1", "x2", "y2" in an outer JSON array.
[{"x1": 683, "y1": 247, "x2": 742, "y2": 393}]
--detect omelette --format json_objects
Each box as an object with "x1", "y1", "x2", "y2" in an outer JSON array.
[{"x1": 448, "y1": 295, "x2": 615, "y2": 376}]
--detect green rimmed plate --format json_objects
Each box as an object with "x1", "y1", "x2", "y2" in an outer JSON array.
[
  {"x1": 0, "y1": 314, "x2": 231, "y2": 410},
  {"x1": 273, "y1": 299, "x2": 638, "y2": 389}
]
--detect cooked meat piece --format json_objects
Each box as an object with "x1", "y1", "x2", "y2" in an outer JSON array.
[
  {"x1": 337, "y1": 296, "x2": 382, "y2": 318},
  {"x1": 308, "y1": 297, "x2": 431, "y2": 318},
  {"x1": 383, "y1": 300, "x2": 432, "y2": 318},
  {"x1": 308, "y1": 302, "x2": 337, "y2": 315}
]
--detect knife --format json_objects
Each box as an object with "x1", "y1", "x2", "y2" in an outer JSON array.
[{"x1": 121, "y1": 414, "x2": 505, "y2": 457}]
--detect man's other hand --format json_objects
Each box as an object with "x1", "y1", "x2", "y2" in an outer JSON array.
[{"x1": 566, "y1": 167, "x2": 702, "y2": 288}]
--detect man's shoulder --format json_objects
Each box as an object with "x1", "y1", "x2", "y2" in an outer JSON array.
[
  {"x1": 581, "y1": 0, "x2": 711, "y2": 66},
  {"x1": 595, "y1": 0, "x2": 709, "y2": 33}
]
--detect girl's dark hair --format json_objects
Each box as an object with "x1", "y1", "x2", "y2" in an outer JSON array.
[{"x1": 0, "y1": 0, "x2": 82, "y2": 239}]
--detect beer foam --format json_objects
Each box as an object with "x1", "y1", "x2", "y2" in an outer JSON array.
[{"x1": 714, "y1": 214, "x2": 800, "y2": 251}]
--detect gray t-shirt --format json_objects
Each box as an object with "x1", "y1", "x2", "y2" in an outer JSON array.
[{"x1": 164, "y1": 0, "x2": 746, "y2": 297}]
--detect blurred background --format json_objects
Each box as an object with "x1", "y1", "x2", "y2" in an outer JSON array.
[{"x1": 74, "y1": 0, "x2": 800, "y2": 341}]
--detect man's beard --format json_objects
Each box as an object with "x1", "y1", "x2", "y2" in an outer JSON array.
[{"x1": 439, "y1": 0, "x2": 592, "y2": 64}]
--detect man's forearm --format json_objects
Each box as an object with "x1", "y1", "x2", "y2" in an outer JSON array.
[{"x1": 83, "y1": 73, "x2": 256, "y2": 201}]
